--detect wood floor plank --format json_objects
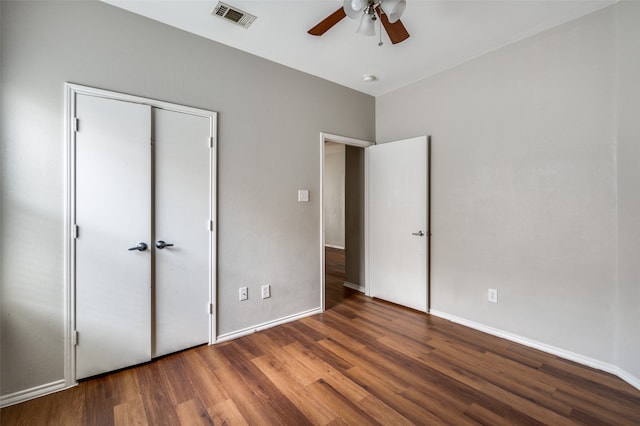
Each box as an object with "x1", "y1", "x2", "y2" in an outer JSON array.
[
  {"x1": 113, "y1": 396, "x2": 148, "y2": 426},
  {"x1": 209, "y1": 360, "x2": 283, "y2": 425},
  {"x1": 463, "y1": 402, "x2": 517, "y2": 426},
  {"x1": 111, "y1": 369, "x2": 144, "y2": 406},
  {"x1": 135, "y1": 361, "x2": 181, "y2": 426},
  {"x1": 357, "y1": 395, "x2": 415, "y2": 426},
  {"x1": 346, "y1": 366, "x2": 443, "y2": 424},
  {"x1": 377, "y1": 332, "x2": 434, "y2": 362},
  {"x1": 207, "y1": 399, "x2": 249, "y2": 426},
  {"x1": 179, "y1": 349, "x2": 231, "y2": 407},
  {"x1": 213, "y1": 342, "x2": 312, "y2": 425},
  {"x1": 429, "y1": 341, "x2": 573, "y2": 417},
  {"x1": 553, "y1": 388, "x2": 640, "y2": 425},
  {"x1": 426, "y1": 351, "x2": 578, "y2": 426},
  {"x1": 304, "y1": 379, "x2": 379, "y2": 425},
  {"x1": 484, "y1": 349, "x2": 640, "y2": 416},
  {"x1": 266, "y1": 348, "x2": 321, "y2": 387},
  {"x1": 157, "y1": 354, "x2": 200, "y2": 406},
  {"x1": 301, "y1": 316, "x2": 368, "y2": 353},
  {"x1": 82, "y1": 375, "x2": 118, "y2": 426},
  {"x1": 400, "y1": 386, "x2": 480, "y2": 426},
  {"x1": 282, "y1": 340, "x2": 374, "y2": 404},
  {"x1": 175, "y1": 398, "x2": 214, "y2": 426},
  {"x1": 251, "y1": 355, "x2": 340, "y2": 424}
]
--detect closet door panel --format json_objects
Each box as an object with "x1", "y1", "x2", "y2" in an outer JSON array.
[
  {"x1": 75, "y1": 94, "x2": 152, "y2": 379},
  {"x1": 153, "y1": 109, "x2": 211, "y2": 357}
]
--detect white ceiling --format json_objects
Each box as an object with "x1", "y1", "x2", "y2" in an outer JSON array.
[{"x1": 101, "y1": 0, "x2": 616, "y2": 97}]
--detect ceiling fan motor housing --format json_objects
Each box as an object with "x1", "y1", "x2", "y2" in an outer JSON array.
[{"x1": 345, "y1": 0, "x2": 406, "y2": 23}]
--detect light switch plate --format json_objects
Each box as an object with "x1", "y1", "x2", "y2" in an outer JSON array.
[{"x1": 298, "y1": 189, "x2": 309, "y2": 202}]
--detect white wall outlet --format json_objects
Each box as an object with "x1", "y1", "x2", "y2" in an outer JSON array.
[
  {"x1": 239, "y1": 286, "x2": 248, "y2": 301},
  {"x1": 261, "y1": 284, "x2": 271, "y2": 299},
  {"x1": 488, "y1": 288, "x2": 498, "y2": 303},
  {"x1": 298, "y1": 189, "x2": 309, "y2": 202}
]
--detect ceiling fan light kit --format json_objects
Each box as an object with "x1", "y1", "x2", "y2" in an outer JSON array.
[
  {"x1": 357, "y1": 12, "x2": 377, "y2": 36},
  {"x1": 344, "y1": 0, "x2": 362, "y2": 18},
  {"x1": 309, "y1": 0, "x2": 410, "y2": 45},
  {"x1": 379, "y1": 0, "x2": 406, "y2": 23}
]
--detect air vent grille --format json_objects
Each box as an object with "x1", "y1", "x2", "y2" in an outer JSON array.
[{"x1": 212, "y1": 2, "x2": 257, "y2": 29}]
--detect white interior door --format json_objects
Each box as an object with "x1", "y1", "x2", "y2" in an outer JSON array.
[
  {"x1": 368, "y1": 136, "x2": 428, "y2": 311},
  {"x1": 75, "y1": 94, "x2": 152, "y2": 379},
  {"x1": 153, "y1": 108, "x2": 211, "y2": 357}
]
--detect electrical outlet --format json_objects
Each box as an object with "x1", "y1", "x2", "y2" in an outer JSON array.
[
  {"x1": 261, "y1": 284, "x2": 271, "y2": 299},
  {"x1": 239, "y1": 286, "x2": 248, "y2": 301},
  {"x1": 488, "y1": 288, "x2": 498, "y2": 303}
]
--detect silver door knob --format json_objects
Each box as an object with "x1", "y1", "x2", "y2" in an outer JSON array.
[
  {"x1": 155, "y1": 240, "x2": 174, "y2": 249},
  {"x1": 128, "y1": 242, "x2": 148, "y2": 251},
  {"x1": 412, "y1": 231, "x2": 425, "y2": 237}
]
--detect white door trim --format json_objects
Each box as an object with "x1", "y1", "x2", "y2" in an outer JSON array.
[
  {"x1": 319, "y1": 132, "x2": 374, "y2": 312},
  {"x1": 64, "y1": 83, "x2": 217, "y2": 386}
]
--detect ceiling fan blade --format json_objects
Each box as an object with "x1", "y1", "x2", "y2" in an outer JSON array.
[
  {"x1": 376, "y1": 7, "x2": 410, "y2": 44},
  {"x1": 308, "y1": 7, "x2": 347, "y2": 36}
]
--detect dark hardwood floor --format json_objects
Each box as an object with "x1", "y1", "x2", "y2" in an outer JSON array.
[
  {"x1": 2, "y1": 248, "x2": 640, "y2": 425},
  {"x1": 324, "y1": 246, "x2": 354, "y2": 310}
]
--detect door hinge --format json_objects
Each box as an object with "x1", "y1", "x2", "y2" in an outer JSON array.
[
  {"x1": 208, "y1": 303, "x2": 213, "y2": 315},
  {"x1": 209, "y1": 136, "x2": 214, "y2": 148},
  {"x1": 72, "y1": 224, "x2": 79, "y2": 239},
  {"x1": 73, "y1": 118, "x2": 79, "y2": 133},
  {"x1": 73, "y1": 330, "x2": 79, "y2": 346},
  {"x1": 208, "y1": 220, "x2": 214, "y2": 231}
]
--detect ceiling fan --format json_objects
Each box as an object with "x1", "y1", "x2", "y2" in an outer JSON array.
[{"x1": 308, "y1": 0, "x2": 409, "y2": 45}]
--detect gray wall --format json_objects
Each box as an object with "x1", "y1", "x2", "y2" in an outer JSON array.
[
  {"x1": 323, "y1": 142, "x2": 346, "y2": 248},
  {"x1": 345, "y1": 145, "x2": 365, "y2": 287},
  {"x1": 0, "y1": 0, "x2": 374, "y2": 396},
  {"x1": 615, "y1": 1, "x2": 640, "y2": 381},
  {"x1": 377, "y1": 7, "x2": 619, "y2": 364}
]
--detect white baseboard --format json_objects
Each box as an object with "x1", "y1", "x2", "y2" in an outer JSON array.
[
  {"x1": 0, "y1": 379, "x2": 74, "y2": 408},
  {"x1": 324, "y1": 244, "x2": 345, "y2": 250},
  {"x1": 614, "y1": 366, "x2": 640, "y2": 391},
  {"x1": 215, "y1": 307, "x2": 322, "y2": 343},
  {"x1": 343, "y1": 281, "x2": 365, "y2": 293},
  {"x1": 429, "y1": 310, "x2": 640, "y2": 391}
]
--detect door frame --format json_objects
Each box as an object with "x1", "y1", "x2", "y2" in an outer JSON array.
[
  {"x1": 319, "y1": 133, "x2": 374, "y2": 312},
  {"x1": 64, "y1": 83, "x2": 217, "y2": 386}
]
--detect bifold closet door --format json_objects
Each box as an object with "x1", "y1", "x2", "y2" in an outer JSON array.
[
  {"x1": 153, "y1": 109, "x2": 211, "y2": 358},
  {"x1": 75, "y1": 94, "x2": 152, "y2": 380}
]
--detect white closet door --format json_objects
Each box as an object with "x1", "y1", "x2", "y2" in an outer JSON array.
[
  {"x1": 75, "y1": 94, "x2": 152, "y2": 379},
  {"x1": 369, "y1": 136, "x2": 428, "y2": 311},
  {"x1": 153, "y1": 108, "x2": 211, "y2": 357}
]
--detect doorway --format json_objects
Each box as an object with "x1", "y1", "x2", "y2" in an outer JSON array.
[
  {"x1": 320, "y1": 133, "x2": 431, "y2": 314},
  {"x1": 320, "y1": 133, "x2": 373, "y2": 311}
]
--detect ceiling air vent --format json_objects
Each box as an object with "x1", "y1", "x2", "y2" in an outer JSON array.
[{"x1": 212, "y1": 2, "x2": 257, "y2": 29}]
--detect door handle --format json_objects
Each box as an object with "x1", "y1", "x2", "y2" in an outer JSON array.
[
  {"x1": 412, "y1": 231, "x2": 425, "y2": 237},
  {"x1": 155, "y1": 240, "x2": 174, "y2": 249},
  {"x1": 128, "y1": 242, "x2": 148, "y2": 251}
]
